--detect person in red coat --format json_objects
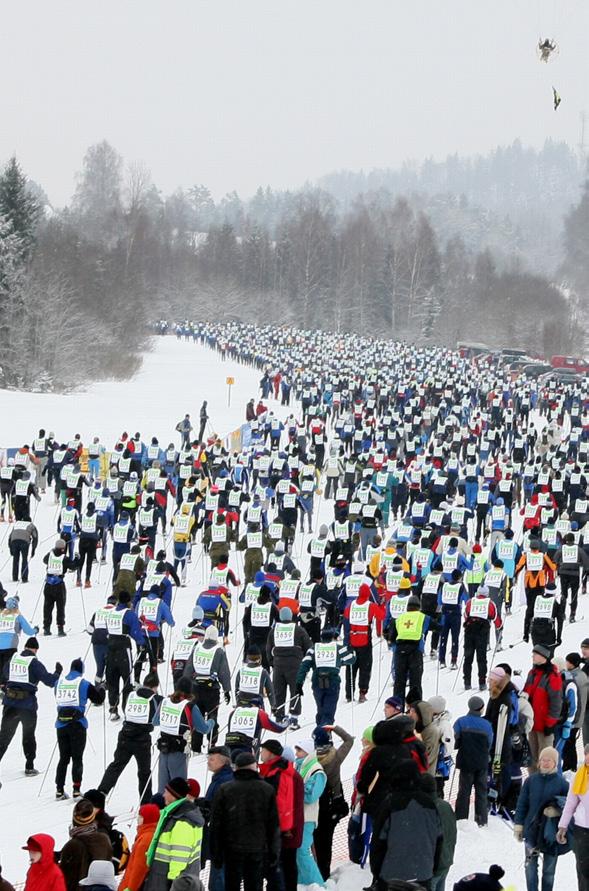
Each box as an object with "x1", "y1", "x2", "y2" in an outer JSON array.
[
  {"x1": 524, "y1": 644, "x2": 563, "y2": 772},
  {"x1": 343, "y1": 584, "x2": 385, "y2": 702},
  {"x1": 259, "y1": 739, "x2": 304, "y2": 891},
  {"x1": 22, "y1": 834, "x2": 66, "y2": 891}
]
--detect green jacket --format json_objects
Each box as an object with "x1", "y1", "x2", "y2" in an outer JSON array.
[
  {"x1": 146, "y1": 797, "x2": 204, "y2": 880},
  {"x1": 433, "y1": 798, "x2": 457, "y2": 876}
]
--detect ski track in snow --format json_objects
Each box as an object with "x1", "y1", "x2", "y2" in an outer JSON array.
[{"x1": 0, "y1": 336, "x2": 581, "y2": 889}]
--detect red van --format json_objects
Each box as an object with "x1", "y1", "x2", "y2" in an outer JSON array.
[{"x1": 551, "y1": 355, "x2": 589, "y2": 374}]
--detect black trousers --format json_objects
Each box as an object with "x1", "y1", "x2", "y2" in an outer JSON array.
[
  {"x1": 345, "y1": 646, "x2": 373, "y2": 698},
  {"x1": 11, "y1": 540, "x2": 30, "y2": 582},
  {"x1": 225, "y1": 851, "x2": 265, "y2": 891},
  {"x1": 106, "y1": 645, "x2": 134, "y2": 709},
  {"x1": 563, "y1": 727, "x2": 581, "y2": 773},
  {"x1": 314, "y1": 808, "x2": 337, "y2": 880},
  {"x1": 43, "y1": 581, "x2": 66, "y2": 631},
  {"x1": 192, "y1": 683, "x2": 220, "y2": 751},
  {"x1": 78, "y1": 538, "x2": 97, "y2": 581},
  {"x1": 0, "y1": 706, "x2": 37, "y2": 769},
  {"x1": 393, "y1": 644, "x2": 424, "y2": 704},
  {"x1": 55, "y1": 722, "x2": 87, "y2": 791},
  {"x1": 463, "y1": 624, "x2": 489, "y2": 685},
  {"x1": 0, "y1": 648, "x2": 16, "y2": 681},
  {"x1": 574, "y1": 825, "x2": 589, "y2": 891},
  {"x1": 561, "y1": 574, "x2": 580, "y2": 618},
  {"x1": 455, "y1": 768, "x2": 488, "y2": 825},
  {"x1": 99, "y1": 730, "x2": 153, "y2": 802}
]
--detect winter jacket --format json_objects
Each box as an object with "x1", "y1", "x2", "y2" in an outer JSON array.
[
  {"x1": 119, "y1": 818, "x2": 158, "y2": 891},
  {"x1": 342, "y1": 584, "x2": 384, "y2": 648},
  {"x1": 296, "y1": 752, "x2": 327, "y2": 823},
  {"x1": 146, "y1": 798, "x2": 204, "y2": 884},
  {"x1": 559, "y1": 782, "x2": 589, "y2": 831},
  {"x1": 485, "y1": 679, "x2": 517, "y2": 765},
  {"x1": 524, "y1": 662, "x2": 563, "y2": 732},
  {"x1": 514, "y1": 770, "x2": 569, "y2": 840},
  {"x1": 23, "y1": 834, "x2": 66, "y2": 891},
  {"x1": 413, "y1": 700, "x2": 443, "y2": 775},
  {"x1": 356, "y1": 717, "x2": 428, "y2": 817},
  {"x1": 570, "y1": 666, "x2": 589, "y2": 728},
  {"x1": 260, "y1": 755, "x2": 305, "y2": 847},
  {"x1": 204, "y1": 764, "x2": 234, "y2": 801},
  {"x1": 453, "y1": 713, "x2": 493, "y2": 772},
  {"x1": 59, "y1": 827, "x2": 113, "y2": 891},
  {"x1": 371, "y1": 786, "x2": 442, "y2": 884},
  {"x1": 315, "y1": 726, "x2": 354, "y2": 790},
  {"x1": 433, "y1": 797, "x2": 457, "y2": 877},
  {"x1": 210, "y1": 768, "x2": 280, "y2": 863}
]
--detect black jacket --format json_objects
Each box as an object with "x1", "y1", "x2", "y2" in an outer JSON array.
[
  {"x1": 356, "y1": 716, "x2": 425, "y2": 817},
  {"x1": 210, "y1": 768, "x2": 280, "y2": 863}
]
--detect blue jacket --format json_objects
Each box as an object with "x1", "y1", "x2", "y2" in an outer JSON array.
[
  {"x1": 514, "y1": 771, "x2": 569, "y2": 839},
  {"x1": 3, "y1": 648, "x2": 60, "y2": 711},
  {"x1": 205, "y1": 764, "x2": 234, "y2": 801},
  {"x1": 0, "y1": 613, "x2": 36, "y2": 652},
  {"x1": 134, "y1": 595, "x2": 175, "y2": 638},
  {"x1": 108, "y1": 605, "x2": 145, "y2": 646},
  {"x1": 453, "y1": 713, "x2": 493, "y2": 772},
  {"x1": 55, "y1": 670, "x2": 104, "y2": 728}
]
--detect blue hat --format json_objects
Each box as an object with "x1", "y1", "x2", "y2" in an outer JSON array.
[{"x1": 313, "y1": 727, "x2": 332, "y2": 748}]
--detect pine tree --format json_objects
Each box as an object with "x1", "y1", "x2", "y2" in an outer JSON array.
[{"x1": 0, "y1": 156, "x2": 40, "y2": 254}]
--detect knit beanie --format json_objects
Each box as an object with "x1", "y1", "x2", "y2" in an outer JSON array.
[
  {"x1": 73, "y1": 799, "x2": 98, "y2": 826},
  {"x1": 166, "y1": 777, "x2": 189, "y2": 800}
]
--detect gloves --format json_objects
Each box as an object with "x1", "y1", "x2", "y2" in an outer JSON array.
[
  {"x1": 55, "y1": 662, "x2": 63, "y2": 675},
  {"x1": 492, "y1": 761, "x2": 502, "y2": 778},
  {"x1": 295, "y1": 684, "x2": 304, "y2": 696},
  {"x1": 224, "y1": 691, "x2": 231, "y2": 705},
  {"x1": 562, "y1": 722, "x2": 571, "y2": 740},
  {"x1": 513, "y1": 825, "x2": 524, "y2": 843},
  {"x1": 33, "y1": 626, "x2": 39, "y2": 634},
  {"x1": 556, "y1": 828, "x2": 568, "y2": 845}
]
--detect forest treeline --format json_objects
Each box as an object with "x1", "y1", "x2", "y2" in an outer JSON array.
[{"x1": 0, "y1": 140, "x2": 587, "y2": 390}]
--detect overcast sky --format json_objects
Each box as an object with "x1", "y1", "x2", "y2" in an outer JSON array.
[{"x1": 1, "y1": 1, "x2": 587, "y2": 206}]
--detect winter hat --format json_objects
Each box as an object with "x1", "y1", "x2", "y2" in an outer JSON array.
[
  {"x1": 5, "y1": 596, "x2": 19, "y2": 610},
  {"x1": 70, "y1": 659, "x2": 84, "y2": 674},
  {"x1": 55, "y1": 538, "x2": 66, "y2": 550},
  {"x1": 319, "y1": 524, "x2": 328, "y2": 538},
  {"x1": 186, "y1": 778, "x2": 201, "y2": 798},
  {"x1": 582, "y1": 638, "x2": 589, "y2": 648},
  {"x1": 407, "y1": 595, "x2": 421, "y2": 609},
  {"x1": 79, "y1": 861, "x2": 117, "y2": 889},
  {"x1": 385, "y1": 696, "x2": 403, "y2": 711},
  {"x1": 428, "y1": 695, "x2": 446, "y2": 715},
  {"x1": 24, "y1": 637, "x2": 39, "y2": 651},
  {"x1": 254, "y1": 571, "x2": 266, "y2": 585},
  {"x1": 81, "y1": 788, "x2": 105, "y2": 811},
  {"x1": 532, "y1": 644, "x2": 551, "y2": 661},
  {"x1": 489, "y1": 667, "x2": 506, "y2": 682},
  {"x1": 294, "y1": 737, "x2": 314, "y2": 756},
  {"x1": 275, "y1": 541, "x2": 285, "y2": 554},
  {"x1": 138, "y1": 804, "x2": 160, "y2": 824},
  {"x1": 73, "y1": 799, "x2": 98, "y2": 826},
  {"x1": 538, "y1": 746, "x2": 559, "y2": 767},
  {"x1": 472, "y1": 543, "x2": 482, "y2": 554},
  {"x1": 175, "y1": 677, "x2": 193, "y2": 696},
  {"x1": 166, "y1": 777, "x2": 190, "y2": 800},
  {"x1": 192, "y1": 605, "x2": 204, "y2": 622},
  {"x1": 260, "y1": 739, "x2": 284, "y2": 756},
  {"x1": 234, "y1": 752, "x2": 256, "y2": 768},
  {"x1": 205, "y1": 626, "x2": 219, "y2": 643},
  {"x1": 362, "y1": 725, "x2": 374, "y2": 744},
  {"x1": 208, "y1": 745, "x2": 231, "y2": 758},
  {"x1": 279, "y1": 607, "x2": 293, "y2": 621},
  {"x1": 313, "y1": 727, "x2": 332, "y2": 748},
  {"x1": 567, "y1": 652, "x2": 582, "y2": 667},
  {"x1": 282, "y1": 745, "x2": 296, "y2": 762},
  {"x1": 468, "y1": 696, "x2": 485, "y2": 713}
]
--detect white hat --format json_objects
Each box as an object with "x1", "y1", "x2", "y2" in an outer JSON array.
[
  {"x1": 294, "y1": 737, "x2": 315, "y2": 756},
  {"x1": 79, "y1": 861, "x2": 117, "y2": 890}
]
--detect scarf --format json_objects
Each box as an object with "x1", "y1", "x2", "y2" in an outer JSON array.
[
  {"x1": 69, "y1": 822, "x2": 98, "y2": 838},
  {"x1": 572, "y1": 764, "x2": 589, "y2": 796}
]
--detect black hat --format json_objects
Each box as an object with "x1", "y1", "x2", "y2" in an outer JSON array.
[
  {"x1": 567, "y1": 652, "x2": 582, "y2": 667},
  {"x1": 246, "y1": 644, "x2": 262, "y2": 659},
  {"x1": 235, "y1": 751, "x2": 256, "y2": 768},
  {"x1": 208, "y1": 745, "x2": 231, "y2": 758},
  {"x1": 83, "y1": 788, "x2": 106, "y2": 810},
  {"x1": 260, "y1": 739, "x2": 284, "y2": 756},
  {"x1": 70, "y1": 658, "x2": 84, "y2": 674},
  {"x1": 582, "y1": 639, "x2": 589, "y2": 648},
  {"x1": 24, "y1": 637, "x2": 39, "y2": 651},
  {"x1": 166, "y1": 777, "x2": 190, "y2": 800},
  {"x1": 175, "y1": 677, "x2": 193, "y2": 696}
]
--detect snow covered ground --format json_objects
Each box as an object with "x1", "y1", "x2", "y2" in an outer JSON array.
[{"x1": 0, "y1": 336, "x2": 581, "y2": 889}]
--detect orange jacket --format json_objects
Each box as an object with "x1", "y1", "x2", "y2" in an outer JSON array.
[
  {"x1": 119, "y1": 822, "x2": 157, "y2": 891},
  {"x1": 515, "y1": 552, "x2": 556, "y2": 588}
]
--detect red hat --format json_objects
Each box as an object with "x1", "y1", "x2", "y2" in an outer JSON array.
[
  {"x1": 187, "y1": 778, "x2": 201, "y2": 798},
  {"x1": 472, "y1": 543, "x2": 482, "y2": 553},
  {"x1": 138, "y1": 804, "x2": 161, "y2": 824}
]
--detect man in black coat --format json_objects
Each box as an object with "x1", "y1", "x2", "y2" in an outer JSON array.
[{"x1": 210, "y1": 751, "x2": 280, "y2": 891}]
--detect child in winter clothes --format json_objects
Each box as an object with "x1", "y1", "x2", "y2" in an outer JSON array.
[
  {"x1": 119, "y1": 803, "x2": 160, "y2": 891},
  {"x1": 295, "y1": 738, "x2": 327, "y2": 887},
  {"x1": 428, "y1": 695, "x2": 454, "y2": 797},
  {"x1": 22, "y1": 834, "x2": 66, "y2": 891}
]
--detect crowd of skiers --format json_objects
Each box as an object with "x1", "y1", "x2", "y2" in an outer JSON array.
[{"x1": 0, "y1": 320, "x2": 589, "y2": 889}]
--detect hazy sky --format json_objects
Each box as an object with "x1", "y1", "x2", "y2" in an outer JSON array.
[{"x1": 1, "y1": 1, "x2": 588, "y2": 206}]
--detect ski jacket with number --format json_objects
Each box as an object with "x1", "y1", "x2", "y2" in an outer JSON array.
[{"x1": 524, "y1": 662, "x2": 563, "y2": 732}]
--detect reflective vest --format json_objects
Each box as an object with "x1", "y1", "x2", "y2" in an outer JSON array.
[{"x1": 395, "y1": 611, "x2": 426, "y2": 641}]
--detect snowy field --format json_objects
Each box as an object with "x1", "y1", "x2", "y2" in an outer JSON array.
[{"x1": 0, "y1": 336, "x2": 582, "y2": 889}]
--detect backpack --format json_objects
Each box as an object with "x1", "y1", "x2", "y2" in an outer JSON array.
[{"x1": 435, "y1": 740, "x2": 453, "y2": 780}]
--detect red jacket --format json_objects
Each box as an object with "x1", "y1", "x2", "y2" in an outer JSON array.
[
  {"x1": 344, "y1": 584, "x2": 385, "y2": 648},
  {"x1": 24, "y1": 834, "x2": 66, "y2": 891},
  {"x1": 524, "y1": 663, "x2": 563, "y2": 732}
]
